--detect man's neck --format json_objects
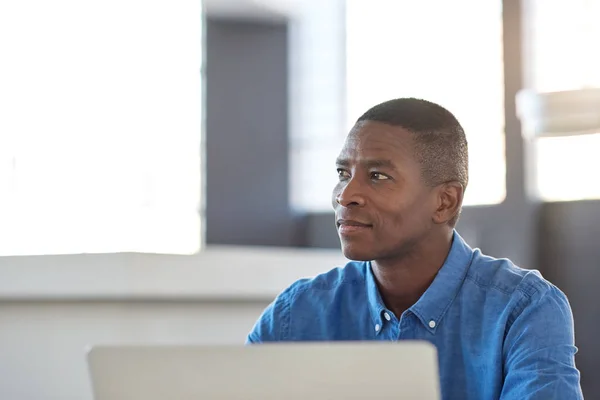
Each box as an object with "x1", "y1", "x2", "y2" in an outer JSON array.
[{"x1": 371, "y1": 229, "x2": 453, "y2": 318}]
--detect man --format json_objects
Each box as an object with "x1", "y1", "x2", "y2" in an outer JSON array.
[{"x1": 247, "y1": 98, "x2": 583, "y2": 399}]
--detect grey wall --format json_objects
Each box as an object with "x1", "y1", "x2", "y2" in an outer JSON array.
[
  {"x1": 538, "y1": 200, "x2": 600, "y2": 396},
  {"x1": 205, "y1": 18, "x2": 303, "y2": 246}
]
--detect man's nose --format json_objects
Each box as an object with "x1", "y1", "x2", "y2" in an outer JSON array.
[{"x1": 335, "y1": 178, "x2": 366, "y2": 208}]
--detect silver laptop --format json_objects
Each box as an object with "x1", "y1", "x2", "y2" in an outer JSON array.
[{"x1": 87, "y1": 341, "x2": 441, "y2": 400}]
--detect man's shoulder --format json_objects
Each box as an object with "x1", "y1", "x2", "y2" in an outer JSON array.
[
  {"x1": 246, "y1": 261, "x2": 369, "y2": 343},
  {"x1": 278, "y1": 260, "x2": 368, "y2": 303},
  {"x1": 465, "y1": 249, "x2": 556, "y2": 300}
]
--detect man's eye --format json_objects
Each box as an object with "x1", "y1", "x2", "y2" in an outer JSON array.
[
  {"x1": 371, "y1": 172, "x2": 389, "y2": 180},
  {"x1": 337, "y1": 169, "x2": 350, "y2": 179}
]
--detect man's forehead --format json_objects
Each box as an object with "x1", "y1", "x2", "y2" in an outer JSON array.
[
  {"x1": 337, "y1": 122, "x2": 418, "y2": 167},
  {"x1": 343, "y1": 124, "x2": 413, "y2": 154}
]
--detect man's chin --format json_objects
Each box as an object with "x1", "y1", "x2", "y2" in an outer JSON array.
[{"x1": 341, "y1": 245, "x2": 374, "y2": 262}]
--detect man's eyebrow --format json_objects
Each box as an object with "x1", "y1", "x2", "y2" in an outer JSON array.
[
  {"x1": 363, "y1": 159, "x2": 396, "y2": 169},
  {"x1": 335, "y1": 158, "x2": 397, "y2": 170},
  {"x1": 335, "y1": 158, "x2": 350, "y2": 167}
]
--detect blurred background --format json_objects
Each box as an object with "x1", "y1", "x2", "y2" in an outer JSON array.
[{"x1": 0, "y1": 0, "x2": 599, "y2": 398}]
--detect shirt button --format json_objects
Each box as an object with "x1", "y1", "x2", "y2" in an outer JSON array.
[
  {"x1": 375, "y1": 324, "x2": 381, "y2": 332},
  {"x1": 384, "y1": 312, "x2": 391, "y2": 321},
  {"x1": 429, "y1": 320, "x2": 436, "y2": 328}
]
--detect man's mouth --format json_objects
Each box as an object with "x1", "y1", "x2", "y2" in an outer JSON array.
[{"x1": 336, "y1": 219, "x2": 373, "y2": 235}]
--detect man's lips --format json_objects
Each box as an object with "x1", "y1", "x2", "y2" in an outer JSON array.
[
  {"x1": 336, "y1": 219, "x2": 372, "y2": 228},
  {"x1": 336, "y1": 219, "x2": 373, "y2": 235}
]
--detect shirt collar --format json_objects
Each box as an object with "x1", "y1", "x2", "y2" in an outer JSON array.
[{"x1": 365, "y1": 230, "x2": 474, "y2": 334}]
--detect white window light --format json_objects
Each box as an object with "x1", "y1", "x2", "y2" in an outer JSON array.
[
  {"x1": 346, "y1": 0, "x2": 506, "y2": 207},
  {"x1": 518, "y1": 0, "x2": 600, "y2": 202},
  {"x1": 0, "y1": 0, "x2": 203, "y2": 256},
  {"x1": 288, "y1": 0, "x2": 346, "y2": 212},
  {"x1": 517, "y1": 88, "x2": 600, "y2": 138},
  {"x1": 289, "y1": 0, "x2": 506, "y2": 212}
]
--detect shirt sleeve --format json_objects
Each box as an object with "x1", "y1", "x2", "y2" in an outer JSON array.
[
  {"x1": 245, "y1": 287, "x2": 292, "y2": 344},
  {"x1": 500, "y1": 282, "x2": 583, "y2": 400}
]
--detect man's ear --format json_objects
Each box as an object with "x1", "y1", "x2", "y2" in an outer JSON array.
[{"x1": 432, "y1": 182, "x2": 464, "y2": 225}]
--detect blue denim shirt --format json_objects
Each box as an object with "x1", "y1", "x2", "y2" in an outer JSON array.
[{"x1": 247, "y1": 231, "x2": 583, "y2": 399}]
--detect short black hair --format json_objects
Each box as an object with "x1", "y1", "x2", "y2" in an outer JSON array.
[{"x1": 357, "y1": 97, "x2": 468, "y2": 226}]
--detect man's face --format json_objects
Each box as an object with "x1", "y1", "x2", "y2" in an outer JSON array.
[{"x1": 332, "y1": 121, "x2": 438, "y2": 261}]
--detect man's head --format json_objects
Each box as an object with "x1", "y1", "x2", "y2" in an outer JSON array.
[{"x1": 332, "y1": 97, "x2": 468, "y2": 261}]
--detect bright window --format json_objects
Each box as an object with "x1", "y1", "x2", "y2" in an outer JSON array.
[
  {"x1": 289, "y1": 0, "x2": 506, "y2": 212},
  {"x1": 346, "y1": 0, "x2": 506, "y2": 207},
  {"x1": 288, "y1": 0, "x2": 346, "y2": 211},
  {"x1": 528, "y1": 0, "x2": 600, "y2": 201},
  {"x1": 536, "y1": 133, "x2": 600, "y2": 201},
  {"x1": 0, "y1": 0, "x2": 202, "y2": 256}
]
